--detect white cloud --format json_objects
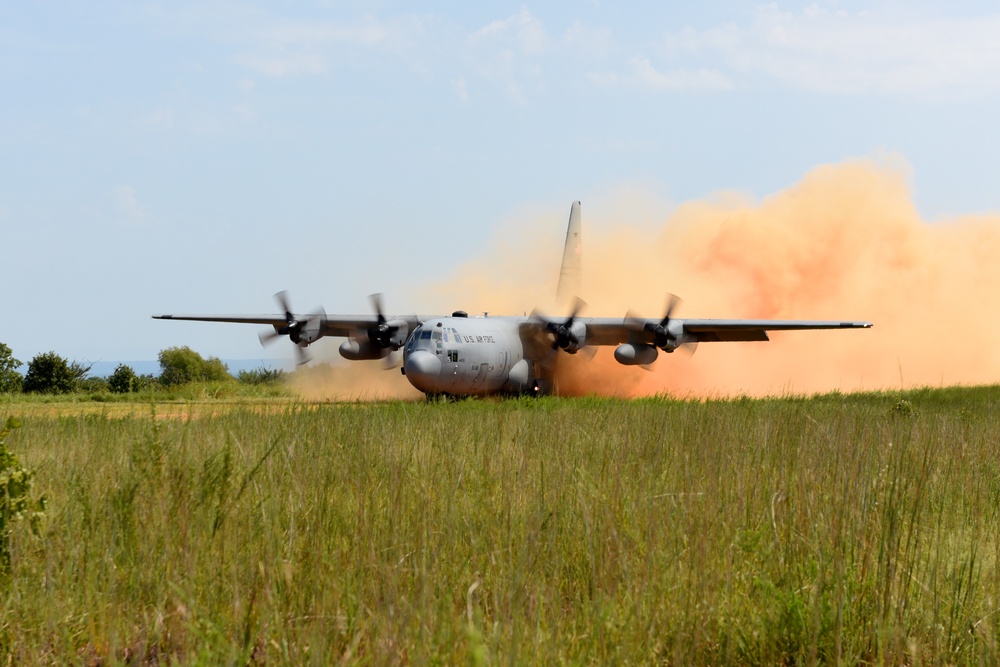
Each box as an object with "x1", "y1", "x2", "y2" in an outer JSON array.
[
  {"x1": 658, "y1": 5, "x2": 1000, "y2": 94},
  {"x1": 235, "y1": 52, "x2": 327, "y2": 77},
  {"x1": 471, "y1": 8, "x2": 547, "y2": 55},
  {"x1": 148, "y1": 107, "x2": 174, "y2": 129},
  {"x1": 591, "y1": 56, "x2": 733, "y2": 92},
  {"x1": 452, "y1": 76, "x2": 469, "y2": 102},
  {"x1": 258, "y1": 17, "x2": 391, "y2": 46},
  {"x1": 462, "y1": 9, "x2": 552, "y2": 104},
  {"x1": 231, "y1": 15, "x2": 426, "y2": 78},
  {"x1": 111, "y1": 185, "x2": 144, "y2": 224},
  {"x1": 562, "y1": 20, "x2": 615, "y2": 60}
]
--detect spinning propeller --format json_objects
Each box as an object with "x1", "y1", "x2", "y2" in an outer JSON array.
[
  {"x1": 369, "y1": 293, "x2": 403, "y2": 369},
  {"x1": 533, "y1": 297, "x2": 587, "y2": 352},
  {"x1": 258, "y1": 290, "x2": 325, "y2": 365},
  {"x1": 627, "y1": 294, "x2": 697, "y2": 355}
]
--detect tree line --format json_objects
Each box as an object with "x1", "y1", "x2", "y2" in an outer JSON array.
[{"x1": 0, "y1": 343, "x2": 284, "y2": 395}]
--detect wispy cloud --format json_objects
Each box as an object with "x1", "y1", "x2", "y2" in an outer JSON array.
[
  {"x1": 471, "y1": 8, "x2": 547, "y2": 56},
  {"x1": 562, "y1": 20, "x2": 615, "y2": 60},
  {"x1": 235, "y1": 52, "x2": 327, "y2": 77},
  {"x1": 230, "y1": 14, "x2": 424, "y2": 78},
  {"x1": 465, "y1": 8, "x2": 551, "y2": 104},
  {"x1": 591, "y1": 56, "x2": 733, "y2": 92},
  {"x1": 111, "y1": 185, "x2": 145, "y2": 224},
  {"x1": 654, "y1": 5, "x2": 1000, "y2": 95}
]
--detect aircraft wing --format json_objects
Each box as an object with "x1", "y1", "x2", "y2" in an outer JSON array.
[
  {"x1": 569, "y1": 317, "x2": 873, "y2": 346},
  {"x1": 151, "y1": 313, "x2": 426, "y2": 338}
]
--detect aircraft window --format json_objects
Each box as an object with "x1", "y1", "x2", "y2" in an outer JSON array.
[
  {"x1": 420, "y1": 331, "x2": 432, "y2": 340},
  {"x1": 432, "y1": 331, "x2": 442, "y2": 341}
]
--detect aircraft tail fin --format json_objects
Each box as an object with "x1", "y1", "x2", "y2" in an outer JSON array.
[{"x1": 556, "y1": 201, "x2": 582, "y2": 305}]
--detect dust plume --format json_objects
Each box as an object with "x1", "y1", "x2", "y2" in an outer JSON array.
[
  {"x1": 420, "y1": 158, "x2": 1000, "y2": 397},
  {"x1": 287, "y1": 359, "x2": 422, "y2": 402}
]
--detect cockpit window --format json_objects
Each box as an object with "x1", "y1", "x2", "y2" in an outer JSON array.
[
  {"x1": 431, "y1": 331, "x2": 442, "y2": 341},
  {"x1": 420, "y1": 331, "x2": 432, "y2": 340}
]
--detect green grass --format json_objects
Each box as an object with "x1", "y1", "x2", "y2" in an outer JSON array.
[{"x1": 1, "y1": 387, "x2": 1000, "y2": 663}]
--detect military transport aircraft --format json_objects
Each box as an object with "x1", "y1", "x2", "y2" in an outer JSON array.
[{"x1": 153, "y1": 202, "x2": 872, "y2": 397}]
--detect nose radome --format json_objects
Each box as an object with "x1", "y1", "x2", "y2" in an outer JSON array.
[{"x1": 404, "y1": 350, "x2": 441, "y2": 391}]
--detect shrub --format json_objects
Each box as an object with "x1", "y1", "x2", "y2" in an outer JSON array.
[
  {"x1": 108, "y1": 364, "x2": 139, "y2": 393},
  {"x1": 22, "y1": 352, "x2": 75, "y2": 394},
  {"x1": 158, "y1": 346, "x2": 231, "y2": 386},
  {"x1": 237, "y1": 366, "x2": 286, "y2": 385}
]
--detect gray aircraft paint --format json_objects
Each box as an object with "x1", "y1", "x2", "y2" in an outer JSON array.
[{"x1": 556, "y1": 200, "x2": 582, "y2": 306}]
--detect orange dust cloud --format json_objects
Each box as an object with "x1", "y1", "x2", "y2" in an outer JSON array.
[{"x1": 421, "y1": 158, "x2": 1000, "y2": 397}]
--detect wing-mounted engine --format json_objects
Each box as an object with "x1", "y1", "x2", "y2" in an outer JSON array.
[
  {"x1": 367, "y1": 317, "x2": 410, "y2": 350},
  {"x1": 617, "y1": 294, "x2": 697, "y2": 365},
  {"x1": 258, "y1": 291, "x2": 326, "y2": 365},
  {"x1": 338, "y1": 294, "x2": 409, "y2": 361},
  {"x1": 534, "y1": 297, "x2": 589, "y2": 354},
  {"x1": 298, "y1": 313, "x2": 323, "y2": 345}
]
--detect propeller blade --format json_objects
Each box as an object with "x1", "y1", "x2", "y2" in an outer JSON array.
[
  {"x1": 624, "y1": 309, "x2": 645, "y2": 332},
  {"x1": 369, "y1": 293, "x2": 386, "y2": 325},
  {"x1": 661, "y1": 294, "x2": 681, "y2": 326},
  {"x1": 565, "y1": 296, "x2": 587, "y2": 327},
  {"x1": 531, "y1": 297, "x2": 588, "y2": 352},
  {"x1": 275, "y1": 290, "x2": 294, "y2": 322},
  {"x1": 383, "y1": 351, "x2": 401, "y2": 371},
  {"x1": 294, "y1": 344, "x2": 311, "y2": 366},
  {"x1": 258, "y1": 329, "x2": 281, "y2": 346}
]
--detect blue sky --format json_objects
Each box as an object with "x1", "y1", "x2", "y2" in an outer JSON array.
[{"x1": 3, "y1": 1, "x2": 1000, "y2": 367}]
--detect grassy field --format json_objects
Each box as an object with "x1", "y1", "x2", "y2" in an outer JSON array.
[{"x1": 1, "y1": 387, "x2": 999, "y2": 664}]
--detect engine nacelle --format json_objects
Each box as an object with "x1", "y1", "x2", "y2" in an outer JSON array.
[
  {"x1": 367, "y1": 318, "x2": 409, "y2": 350},
  {"x1": 614, "y1": 343, "x2": 658, "y2": 366},
  {"x1": 554, "y1": 320, "x2": 588, "y2": 353},
  {"x1": 298, "y1": 316, "x2": 323, "y2": 344},
  {"x1": 339, "y1": 339, "x2": 392, "y2": 361}
]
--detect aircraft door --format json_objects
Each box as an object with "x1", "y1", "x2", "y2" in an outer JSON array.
[{"x1": 471, "y1": 347, "x2": 488, "y2": 387}]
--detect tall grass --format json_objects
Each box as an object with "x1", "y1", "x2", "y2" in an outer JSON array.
[{"x1": 1, "y1": 388, "x2": 999, "y2": 663}]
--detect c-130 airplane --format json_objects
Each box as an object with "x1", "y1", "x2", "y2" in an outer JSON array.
[{"x1": 154, "y1": 202, "x2": 872, "y2": 397}]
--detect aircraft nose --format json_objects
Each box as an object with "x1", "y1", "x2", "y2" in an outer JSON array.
[{"x1": 404, "y1": 350, "x2": 441, "y2": 391}]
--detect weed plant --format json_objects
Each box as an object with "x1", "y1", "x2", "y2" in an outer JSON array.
[{"x1": 1, "y1": 387, "x2": 999, "y2": 663}]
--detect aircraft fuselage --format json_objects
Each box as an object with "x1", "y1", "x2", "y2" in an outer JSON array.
[{"x1": 401, "y1": 315, "x2": 541, "y2": 396}]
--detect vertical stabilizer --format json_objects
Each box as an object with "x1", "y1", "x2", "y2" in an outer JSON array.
[{"x1": 556, "y1": 201, "x2": 582, "y2": 305}]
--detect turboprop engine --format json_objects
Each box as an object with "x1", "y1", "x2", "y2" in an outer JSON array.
[
  {"x1": 618, "y1": 294, "x2": 697, "y2": 366},
  {"x1": 535, "y1": 297, "x2": 589, "y2": 353},
  {"x1": 340, "y1": 294, "x2": 409, "y2": 361}
]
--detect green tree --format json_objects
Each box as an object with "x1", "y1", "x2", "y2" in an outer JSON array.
[
  {"x1": 107, "y1": 363, "x2": 139, "y2": 393},
  {"x1": 22, "y1": 352, "x2": 76, "y2": 394},
  {"x1": 0, "y1": 344, "x2": 22, "y2": 394},
  {"x1": 158, "y1": 346, "x2": 231, "y2": 386}
]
